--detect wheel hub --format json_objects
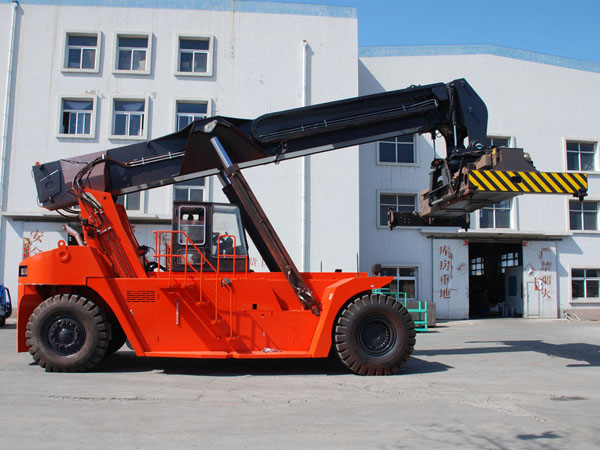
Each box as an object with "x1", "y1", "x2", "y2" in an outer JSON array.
[
  {"x1": 47, "y1": 316, "x2": 86, "y2": 356},
  {"x1": 358, "y1": 317, "x2": 396, "y2": 356}
]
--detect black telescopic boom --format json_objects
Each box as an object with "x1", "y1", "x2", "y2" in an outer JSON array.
[{"x1": 32, "y1": 79, "x2": 487, "y2": 211}]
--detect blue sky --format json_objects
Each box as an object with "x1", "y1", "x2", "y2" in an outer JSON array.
[{"x1": 273, "y1": 0, "x2": 600, "y2": 63}]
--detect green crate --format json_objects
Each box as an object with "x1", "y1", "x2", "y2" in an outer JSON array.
[{"x1": 372, "y1": 288, "x2": 428, "y2": 332}]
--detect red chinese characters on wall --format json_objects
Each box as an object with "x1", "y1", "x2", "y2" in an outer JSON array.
[
  {"x1": 535, "y1": 247, "x2": 553, "y2": 300},
  {"x1": 438, "y1": 245, "x2": 454, "y2": 299},
  {"x1": 22, "y1": 230, "x2": 45, "y2": 259}
]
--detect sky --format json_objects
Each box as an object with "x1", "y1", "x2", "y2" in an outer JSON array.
[{"x1": 271, "y1": 0, "x2": 600, "y2": 64}]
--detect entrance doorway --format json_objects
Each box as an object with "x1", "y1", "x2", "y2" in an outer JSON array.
[{"x1": 468, "y1": 241, "x2": 522, "y2": 318}]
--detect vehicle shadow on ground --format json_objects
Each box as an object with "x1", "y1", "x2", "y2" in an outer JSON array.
[
  {"x1": 97, "y1": 352, "x2": 348, "y2": 376},
  {"x1": 415, "y1": 340, "x2": 600, "y2": 367},
  {"x1": 95, "y1": 351, "x2": 451, "y2": 376}
]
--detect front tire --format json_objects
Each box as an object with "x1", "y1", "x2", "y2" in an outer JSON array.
[
  {"x1": 26, "y1": 295, "x2": 109, "y2": 372},
  {"x1": 334, "y1": 294, "x2": 415, "y2": 375}
]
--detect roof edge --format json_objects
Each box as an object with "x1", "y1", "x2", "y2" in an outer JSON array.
[
  {"x1": 2, "y1": 0, "x2": 356, "y2": 18},
  {"x1": 359, "y1": 44, "x2": 600, "y2": 74}
]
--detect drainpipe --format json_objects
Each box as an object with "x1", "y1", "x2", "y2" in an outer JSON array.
[
  {"x1": 0, "y1": 1, "x2": 19, "y2": 284},
  {"x1": 300, "y1": 40, "x2": 309, "y2": 271}
]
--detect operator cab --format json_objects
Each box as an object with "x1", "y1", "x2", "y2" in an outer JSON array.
[{"x1": 171, "y1": 201, "x2": 249, "y2": 272}]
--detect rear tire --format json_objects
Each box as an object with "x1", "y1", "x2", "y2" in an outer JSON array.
[
  {"x1": 26, "y1": 294, "x2": 109, "y2": 372},
  {"x1": 105, "y1": 317, "x2": 127, "y2": 355},
  {"x1": 334, "y1": 294, "x2": 415, "y2": 375}
]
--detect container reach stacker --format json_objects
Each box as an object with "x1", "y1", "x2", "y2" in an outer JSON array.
[{"x1": 17, "y1": 79, "x2": 587, "y2": 375}]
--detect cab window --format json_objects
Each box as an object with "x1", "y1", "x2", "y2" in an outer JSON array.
[
  {"x1": 212, "y1": 205, "x2": 248, "y2": 256},
  {"x1": 178, "y1": 206, "x2": 206, "y2": 245}
]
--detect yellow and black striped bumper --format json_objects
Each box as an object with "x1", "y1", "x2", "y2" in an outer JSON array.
[{"x1": 468, "y1": 170, "x2": 587, "y2": 196}]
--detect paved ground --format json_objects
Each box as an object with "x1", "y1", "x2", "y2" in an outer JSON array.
[{"x1": 1, "y1": 317, "x2": 599, "y2": 449}]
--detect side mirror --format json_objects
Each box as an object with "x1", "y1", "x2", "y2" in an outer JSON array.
[{"x1": 371, "y1": 264, "x2": 381, "y2": 276}]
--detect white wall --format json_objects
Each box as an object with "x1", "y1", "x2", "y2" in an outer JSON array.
[
  {"x1": 2, "y1": 1, "x2": 359, "y2": 297},
  {"x1": 359, "y1": 50, "x2": 600, "y2": 317}
]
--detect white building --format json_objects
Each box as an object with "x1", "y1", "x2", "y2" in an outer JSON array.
[
  {"x1": 1, "y1": 1, "x2": 599, "y2": 320},
  {"x1": 359, "y1": 45, "x2": 600, "y2": 319}
]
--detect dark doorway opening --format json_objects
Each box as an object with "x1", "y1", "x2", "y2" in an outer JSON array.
[{"x1": 469, "y1": 241, "x2": 522, "y2": 318}]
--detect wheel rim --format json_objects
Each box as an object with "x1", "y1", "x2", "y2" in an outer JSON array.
[
  {"x1": 357, "y1": 316, "x2": 397, "y2": 356},
  {"x1": 46, "y1": 316, "x2": 86, "y2": 356}
]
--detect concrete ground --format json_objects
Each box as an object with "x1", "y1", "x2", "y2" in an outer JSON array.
[{"x1": 1, "y1": 317, "x2": 599, "y2": 449}]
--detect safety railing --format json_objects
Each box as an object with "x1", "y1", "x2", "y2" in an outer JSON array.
[
  {"x1": 215, "y1": 234, "x2": 248, "y2": 278},
  {"x1": 153, "y1": 230, "x2": 217, "y2": 286},
  {"x1": 373, "y1": 288, "x2": 429, "y2": 332}
]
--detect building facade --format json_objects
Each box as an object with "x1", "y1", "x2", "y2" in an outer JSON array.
[
  {"x1": 359, "y1": 46, "x2": 600, "y2": 319},
  {"x1": 0, "y1": 0, "x2": 361, "y2": 293},
  {"x1": 2, "y1": 1, "x2": 599, "y2": 319}
]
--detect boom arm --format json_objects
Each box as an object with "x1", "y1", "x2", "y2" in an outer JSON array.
[{"x1": 33, "y1": 79, "x2": 488, "y2": 211}]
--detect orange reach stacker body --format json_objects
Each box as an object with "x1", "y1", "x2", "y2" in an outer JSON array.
[
  {"x1": 17, "y1": 193, "x2": 391, "y2": 360},
  {"x1": 18, "y1": 249, "x2": 388, "y2": 361}
]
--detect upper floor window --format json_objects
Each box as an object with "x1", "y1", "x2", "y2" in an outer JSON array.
[
  {"x1": 111, "y1": 98, "x2": 146, "y2": 139},
  {"x1": 176, "y1": 101, "x2": 208, "y2": 131},
  {"x1": 567, "y1": 141, "x2": 595, "y2": 171},
  {"x1": 116, "y1": 192, "x2": 141, "y2": 211},
  {"x1": 378, "y1": 135, "x2": 414, "y2": 164},
  {"x1": 485, "y1": 136, "x2": 510, "y2": 147},
  {"x1": 479, "y1": 199, "x2": 511, "y2": 228},
  {"x1": 115, "y1": 34, "x2": 150, "y2": 73},
  {"x1": 59, "y1": 98, "x2": 95, "y2": 137},
  {"x1": 174, "y1": 178, "x2": 205, "y2": 202},
  {"x1": 572, "y1": 269, "x2": 600, "y2": 299},
  {"x1": 570, "y1": 200, "x2": 598, "y2": 231},
  {"x1": 379, "y1": 193, "x2": 416, "y2": 227},
  {"x1": 64, "y1": 32, "x2": 99, "y2": 72},
  {"x1": 177, "y1": 36, "x2": 213, "y2": 76}
]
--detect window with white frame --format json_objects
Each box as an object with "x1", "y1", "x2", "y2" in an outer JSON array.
[
  {"x1": 64, "y1": 32, "x2": 99, "y2": 71},
  {"x1": 176, "y1": 101, "x2": 208, "y2": 131},
  {"x1": 570, "y1": 200, "x2": 598, "y2": 231},
  {"x1": 178, "y1": 206, "x2": 206, "y2": 245},
  {"x1": 470, "y1": 256, "x2": 484, "y2": 276},
  {"x1": 572, "y1": 268, "x2": 600, "y2": 299},
  {"x1": 378, "y1": 135, "x2": 415, "y2": 164},
  {"x1": 485, "y1": 136, "x2": 510, "y2": 147},
  {"x1": 60, "y1": 98, "x2": 94, "y2": 136},
  {"x1": 498, "y1": 252, "x2": 519, "y2": 273},
  {"x1": 112, "y1": 99, "x2": 146, "y2": 138},
  {"x1": 479, "y1": 199, "x2": 511, "y2": 228},
  {"x1": 116, "y1": 192, "x2": 141, "y2": 211},
  {"x1": 379, "y1": 267, "x2": 417, "y2": 300},
  {"x1": 177, "y1": 36, "x2": 212, "y2": 75},
  {"x1": 116, "y1": 34, "x2": 150, "y2": 72},
  {"x1": 379, "y1": 193, "x2": 416, "y2": 227},
  {"x1": 174, "y1": 178, "x2": 205, "y2": 202},
  {"x1": 567, "y1": 141, "x2": 596, "y2": 171}
]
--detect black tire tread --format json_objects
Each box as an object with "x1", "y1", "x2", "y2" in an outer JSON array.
[
  {"x1": 25, "y1": 294, "x2": 109, "y2": 372},
  {"x1": 334, "y1": 293, "x2": 415, "y2": 376}
]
